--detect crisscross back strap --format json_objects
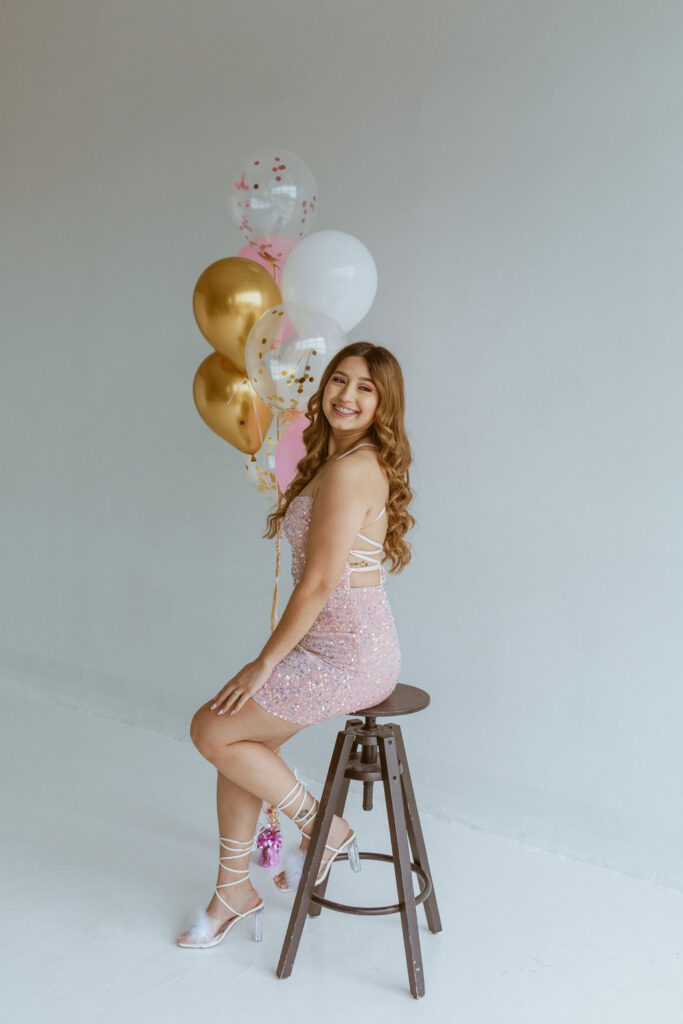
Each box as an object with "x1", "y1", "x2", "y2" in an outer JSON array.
[
  {"x1": 332, "y1": 442, "x2": 387, "y2": 578},
  {"x1": 347, "y1": 533, "x2": 384, "y2": 573}
]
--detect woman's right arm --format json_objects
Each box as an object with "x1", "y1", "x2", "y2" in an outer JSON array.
[{"x1": 256, "y1": 580, "x2": 332, "y2": 672}]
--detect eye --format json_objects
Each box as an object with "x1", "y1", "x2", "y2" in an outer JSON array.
[{"x1": 332, "y1": 376, "x2": 373, "y2": 392}]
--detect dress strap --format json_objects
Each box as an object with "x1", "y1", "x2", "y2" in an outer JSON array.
[
  {"x1": 363, "y1": 505, "x2": 386, "y2": 528},
  {"x1": 335, "y1": 443, "x2": 378, "y2": 460}
]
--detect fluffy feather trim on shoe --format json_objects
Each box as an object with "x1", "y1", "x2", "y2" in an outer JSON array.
[
  {"x1": 180, "y1": 905, "x2": 218, "y2": 945},
  {"x1": 281, "y1": 846, "x2": 307, "y2": 890}
]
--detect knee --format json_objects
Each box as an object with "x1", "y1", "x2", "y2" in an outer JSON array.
[
  {"x1": 190, "y1": 704, "x2": 218, "y2": 757},
  {"x1": 189, "y1": 703, "x2": 244, "y2": 763}
]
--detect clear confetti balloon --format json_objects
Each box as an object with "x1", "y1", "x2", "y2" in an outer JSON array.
[
  {"x1": 242, "y1": 421, "x2": 278, "y2": 501},
  {"x1": 245, "y1": 303, "x2": 347, "y2": 415},
  {"x1": 229, "y1": 148, "x2": 318, "y2": 263},
  {"x1": 242, "y1": 410, "x2": 301, "y2": 502}
]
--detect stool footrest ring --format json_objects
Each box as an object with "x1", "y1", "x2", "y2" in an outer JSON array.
[{"x1": 309, "y1": 852, "x2": 432, "y2": 916}]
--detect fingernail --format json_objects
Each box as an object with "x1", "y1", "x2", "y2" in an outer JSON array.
[
  {"x1": 217, "y1": 709, "x2": 225, "y2": 715},
  {"x1": 210, "y1": 703, "x2": 216, "y2": 709}
]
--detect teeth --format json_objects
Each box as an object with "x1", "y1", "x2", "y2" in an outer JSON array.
[{"x1": 333, "y1": 404, "x2": 356, "y2": 415}]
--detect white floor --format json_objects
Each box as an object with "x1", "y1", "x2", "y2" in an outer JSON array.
[{"x1": 2, "y1": 678, "x2": 682, "y2": 1023}]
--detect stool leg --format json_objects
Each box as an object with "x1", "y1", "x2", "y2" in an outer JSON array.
[
  {"x1": 378, "y1": 730, "x2": 425, "y2": 999},
  {"x1": 393, "y1": 723, "x2": 443, "y2": 934},
  {"x1": 276, "y1": 727, "x2": 357, "y2": 980},
  {"x1": 308, "y1": 731, "x2": 360, "y2": 917}
]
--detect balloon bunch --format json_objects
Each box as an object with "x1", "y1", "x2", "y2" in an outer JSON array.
[
  {"x1": 192, "y1": 147, "x2": 378, "y2": 502},
  {"x1": 191, "y1": 147, "x2": 378, "y2": 867}
]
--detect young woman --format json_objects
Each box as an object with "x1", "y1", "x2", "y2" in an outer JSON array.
[{"x1": 177, "y1": 340, "x2": 414, "y2": 948}]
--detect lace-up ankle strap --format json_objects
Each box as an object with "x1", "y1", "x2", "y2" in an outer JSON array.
[
  {"x1": 272, "y1": 767, "x2": 319, "y2": 835},
  {"x1": 214, "y1": 834, "x2": 257, "y2": 916}
]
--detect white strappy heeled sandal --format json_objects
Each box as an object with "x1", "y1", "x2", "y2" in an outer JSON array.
[
  {"x1": 177, "y1": 835, "x2": 264, "y2": 948},
  {"x1": 272, "y1": 768, "x2": 362, "y2": 894}
]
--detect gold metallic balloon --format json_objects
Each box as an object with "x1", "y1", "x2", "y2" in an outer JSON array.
[
  {"x1": 192, "y1": 257, "x2": 282, "y2": 372},
  {"x1": 193, "y1": 351, "x2": 273, "y2": 454}
]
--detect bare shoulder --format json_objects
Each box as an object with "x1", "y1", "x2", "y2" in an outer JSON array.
[{"x1": 322, "y1": 447, "x2": 388, "y2": 501}]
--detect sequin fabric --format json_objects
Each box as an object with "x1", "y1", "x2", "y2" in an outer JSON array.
[{"x1": 251, "y1": 497, "x2": 401, "y2": 724}]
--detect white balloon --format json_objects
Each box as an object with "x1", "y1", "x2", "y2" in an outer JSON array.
[{"x1": 280, "y1": 229, "x2": 377, "y2": 332}]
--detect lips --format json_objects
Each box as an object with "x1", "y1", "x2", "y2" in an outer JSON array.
[{"x1": 332, "y1": 404, "x2": 357, "y2": 416}]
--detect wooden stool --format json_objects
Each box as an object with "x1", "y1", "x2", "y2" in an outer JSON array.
[{"x1": 276, "y1": 683, "x2": 442, "y2": 999}]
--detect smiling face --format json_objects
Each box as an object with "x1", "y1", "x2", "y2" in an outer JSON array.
[{"x1": 322, "y1": 355, "x2": 379, "y2": 440}]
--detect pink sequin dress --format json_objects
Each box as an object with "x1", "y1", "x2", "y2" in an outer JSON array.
[{"x1": 251, "y1": 444, "x2": 401, "y2": 725}]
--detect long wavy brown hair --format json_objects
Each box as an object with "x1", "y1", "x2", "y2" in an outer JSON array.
[{"x1": 263, "y1": 341, "x2": 415, "y2": 573}]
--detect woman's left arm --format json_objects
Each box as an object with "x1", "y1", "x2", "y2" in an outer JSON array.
[{"x1": 211, "y1": 458, "x2": 372, "y2": 716}]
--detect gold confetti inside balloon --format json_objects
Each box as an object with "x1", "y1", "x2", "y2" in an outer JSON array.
[
  {"x1": 192, "y1": 257, "x2": 281, "y2": 372},
  {"x1": 192, "y1": 351, "x2": 273, "y2": 454},
  {"x1": 243, "y1": 451, "x2": 276, "y2": 496},
  {"x1": 245, "y1": 303, "x2": 347, "y2": 415},
  {"x1": 241, "y1": 412, "x2": 288, "y2": 503}
]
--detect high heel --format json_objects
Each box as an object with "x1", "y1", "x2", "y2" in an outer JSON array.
[
  {"x1": 271, "y1": 768, "x2": 362, "y2": 894},
  {"x1": 177, "y1": 835, "x2": 264, "y2": 948}
]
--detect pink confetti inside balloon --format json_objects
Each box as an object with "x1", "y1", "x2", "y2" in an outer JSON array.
[
  {"x1": 229, "y1": 148, "x2": 318, "y2": 261},
  {"x1": 237, "y1": 238, "x2": 295, "y2": 288}
]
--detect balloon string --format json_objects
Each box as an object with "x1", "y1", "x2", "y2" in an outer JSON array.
[
  {"x1": 270, "y1": 411, "x2": 284, "y2": 630},
  {"x1": 260, "y1": 411, "x2": 285, "y2": 852},
  {"x1": 247, "y1": 379, "x2": 265, "y2": 452},
  {"x1": 223, "y1": 379, "x2": 242, "y2": 411},
  {"x1": 266, "y1": 520, "x2": 282, "y2": 842},
  {"x1": 271, "y1": 518, "x2": 281, "y2": 631}
]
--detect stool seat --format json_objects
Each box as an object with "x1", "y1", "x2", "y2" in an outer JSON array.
[
  {"x1": 276, "y1": 682, "x2": 442, "y2": 1000},
  {"x1": 353, "y1": 682, "x2": 430, "y2": 718}
]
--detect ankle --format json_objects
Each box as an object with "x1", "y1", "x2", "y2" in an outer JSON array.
[
  {"x1": 295, "y1": 807, "x2": 346, "y2": 846},
  {"x1": 216, "y1": 873, "x2": 254, "y2": 888},
  {"x1": 291, "y1": 793, "x2": 318, "y2": 834}
]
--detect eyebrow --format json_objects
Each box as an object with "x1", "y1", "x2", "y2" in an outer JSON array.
[{"x1": 333, "y1": 371, "x2": 374, "y2": 382}]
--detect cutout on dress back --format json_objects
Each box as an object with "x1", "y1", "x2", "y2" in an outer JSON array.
[{"x1": 334, "y1": 443, "x2": 387, "y2": 589}]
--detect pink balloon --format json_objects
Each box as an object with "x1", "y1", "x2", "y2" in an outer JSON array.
[
  {"x1": 275, "y1": 413, "x2": 308, "y2": 493},
  {"x1": 237, "y1": 237, "x2": 295, "y2": 286}
]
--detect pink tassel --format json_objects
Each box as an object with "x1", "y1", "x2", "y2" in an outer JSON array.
[{"x1": 256, "y1": 823, "x2": 282, "y2": 867}]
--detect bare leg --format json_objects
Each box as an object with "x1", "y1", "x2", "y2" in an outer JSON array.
[
  {"x1": 178, "y1": 699, "x2": 305, "y2": 942},
  {"x1": 203, "y1": 738, "x2": 353, "y2": 895},
  {"x1": 178, "y1": 699, "x2": 351, "y2": 942},
  {"x1": 212, "y1": 774, "x2": 263, "y2": 915}
]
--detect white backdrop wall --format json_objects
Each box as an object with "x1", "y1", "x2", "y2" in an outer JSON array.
[{"x1": 1, "y1": 0, "x2": 682, "y2": 888}]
